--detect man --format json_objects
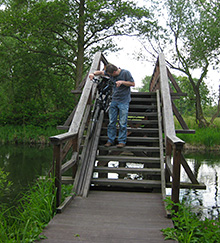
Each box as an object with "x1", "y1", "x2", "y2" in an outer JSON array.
[{"x1": 89, "y1": 64, "x2": 135, "y2": 148}]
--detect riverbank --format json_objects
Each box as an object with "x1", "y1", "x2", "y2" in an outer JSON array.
[
  {"x1": 0, "y1": 124, "x2": 220, "y2": 151},
  {"x1": 184, "y1": 143, "x2": 220, "y2": 152}
]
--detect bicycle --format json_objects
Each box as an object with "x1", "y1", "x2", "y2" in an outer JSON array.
[{"x1": 89, "y1": 76, "x2": 114, "y2": 139}]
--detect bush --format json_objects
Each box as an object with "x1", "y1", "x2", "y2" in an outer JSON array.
[
  {"x1": 0, "y1": 170, "x2": 56, "y2": 242},
  {"x1": 162, "y1": 198, "x2": 220, "y2": 242}
]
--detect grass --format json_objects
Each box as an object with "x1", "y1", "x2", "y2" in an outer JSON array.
[
  {"x1": 0, "y1": 125, "x2": 62, "y2": 144},
  {"x1": 0, "y1": 167, "x2": 75, "y2": 242},
  {"x1": 0, "y1": 169, "x2": 56, "y2": 242},
  {"x1": 174, "y1": 116, "x2": 220, "y2": 148},
  {"x1": 162, "y1": 198, "x2": 220, "y2": 243}
]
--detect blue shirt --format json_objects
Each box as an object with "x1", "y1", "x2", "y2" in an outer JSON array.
[{"x1": 105, "y1": 69, "x2": 134, "y2": 104}]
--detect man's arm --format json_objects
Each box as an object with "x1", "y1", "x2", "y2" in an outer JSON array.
[
  {"x1": 89, "y1": 70, "x2": 105, "y2": 80},
  {"x1": 116, "y1": 80, "x2": 135, "y2": 87}
]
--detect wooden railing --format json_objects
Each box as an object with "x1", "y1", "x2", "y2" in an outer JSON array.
[
  {"x1": 150, "y1": 53, "x2": 205, "y2": 209},
  {"x1": 49, "y1": 52, "x2": 108, "y2": 210}
]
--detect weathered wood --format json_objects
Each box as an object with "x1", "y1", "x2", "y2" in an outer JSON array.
[
  {"x1": 56, "y1": 194, "x2": 75, "y2": 214},
  {"x1": 50, "y1": 132, "x2": 77, "y2": 145},
  {"x1": 42, "y1": 191, "x2": 176, "y2": 242},
  {"x1": 99, "y1": 136, "x2": 159, "y2": 143},
  {"x1": 82, "y1": 111, "x2": 105, "y2": 197},
  {"x1": 167, "y1": 182, "x2": 206, "y2": 189},
  {"x1": 156, "y1": 90, "x2": 166, "y2": 200},
  {"x1": 172, "y1": 100, "x2": 189, "y2": 130},
  {"x1": 54, "y1": 144, "x2": 62, "y2": 207},
  {"x1": 167, "y1": 67, "x2": 182, "y2": 93},
  {"x1": 176, "y1": 129, "x2": 195, "y2": 134},
  {"x1": 181, "y1": 154, "x2": 199, "y2": 184},
  {"x1": 68, "y1": 51, "x2": 102, "y2": 134},
  {"x1": 61, "y1": 152, "x2": 78, "y2": 174},
  {"x1": 94, "y1": 166, "x2": 161, "y2": 174},
  {"x1": 96, "y1": 155, "x2": 160, "y2": 163},
  {"x1": 98, "y1": 145, "x2": 160, "y2": 152},
  {"x1": 171, "y1": 144, "x2": 182, "y2": 209}
]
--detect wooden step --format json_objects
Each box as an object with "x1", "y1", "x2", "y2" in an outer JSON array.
[
  {"x1": 101, "y1": 127, "x2": 159, "y2": 134},
  {"x1": 99, "y1": 136, "x2": 159, "y2": 143},
  {"x1": 128, "y1": 112, "x2": 158, "y2": 117},
  {"x1": 131, "y1": 92, "x2": 156, "y2": 97},
  {"x1": 93, "y1": 167, "x2": 161, "y2": 175},
  {"x1": 96, "y1": 155, "x2": 160, "y2": 163},
  {"x1": 98, "y1": 145, "x2": 160, "y2": 152},
  {"x1": 130, "y1": 97, "x2": 157, "y2": 103},
  {"x1": 91, "y1": 178, "x2": 161, "y2": 188},
  {"x1": 127, "y1": 120, "x2": 158, "y2": 125},
  {"x1": 129, "y1": 104, "x2": 157, "y2": 110}
]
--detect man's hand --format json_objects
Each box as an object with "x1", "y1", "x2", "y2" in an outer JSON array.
[
  {"x1": 116, "y1": 80, "x2": 135, "y2": 87},
  {"x1": 116, "y1": 81, "x2": 123, "y2": 87},
  {"x1": 89, "y1": 73, "x2": 95, "y2": 80}
]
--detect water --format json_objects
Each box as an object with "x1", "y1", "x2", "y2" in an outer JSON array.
[
  {"x1": 179, "y1": 152, "x2": 220, "y2": 220},
  {"x1": 0, "y1": 144, "x2": 53, "y2": 204},
  {"x1": 1, "y1": 145, "x2": 220, "y2": 219}
]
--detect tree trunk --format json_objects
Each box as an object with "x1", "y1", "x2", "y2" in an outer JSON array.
[
  {"x1": 210, "y1": 97, "x2": 220, "y2": 126},
  {"x1": 75, "y1": 0, "x2": 85, "y2": 89},
  {"x1": 194, "y1": 87, "x2": 209, "y2": 127}
]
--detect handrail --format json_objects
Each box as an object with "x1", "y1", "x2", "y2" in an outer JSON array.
[
  {"x1": 49, "y1": 51, "x2": 108, "y2": 209},
  {"x1": 150, "y1": 53, "x2": 185, "y2": 209}
]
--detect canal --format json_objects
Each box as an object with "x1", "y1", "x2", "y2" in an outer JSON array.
[{"x1": 0, "y1": 144, "x2": 220, "y2": 219}]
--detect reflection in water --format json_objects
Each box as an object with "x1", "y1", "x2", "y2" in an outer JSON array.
[
  {"x1": 167, "y1": 152, "x2": 220, "y2": 220},
  {"x1": 1, "y1": 145, "x2": 220, "y2": 219},
  {"x1": 0, "y1": 144, "x2": 52, "y2": 205}
]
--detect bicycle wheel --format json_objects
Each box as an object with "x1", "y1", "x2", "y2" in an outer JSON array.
[{"x1": 89, "y1": 104, "x2": 101, "y2": 139}]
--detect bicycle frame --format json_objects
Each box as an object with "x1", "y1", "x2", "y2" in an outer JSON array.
[{"x1": 89, "y1": 76, "x2": 114, "y2": 138}]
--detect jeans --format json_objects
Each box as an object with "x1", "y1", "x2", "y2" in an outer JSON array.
[{"x1": 107, "y1": 101, "x2": 129, "y2": 144}]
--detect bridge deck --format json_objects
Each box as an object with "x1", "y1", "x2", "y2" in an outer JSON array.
[{"x1": 42, "y1": 190, "x2": 175, "y2": 242}]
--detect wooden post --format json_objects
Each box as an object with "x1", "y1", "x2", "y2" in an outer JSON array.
[
  {"x1": 72, "y1": 136, "x2": 79, "y2": 178},
  {"x1": 54, "y1": 144, "x2": 62, "y2": 207},
  {"x1": 171, "y1": 144, "x2": 182, "y2": 212}
]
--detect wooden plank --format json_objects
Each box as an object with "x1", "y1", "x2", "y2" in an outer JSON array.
[
  {"x1": 176, "y1": 129, "x2": 195, "y2": 134},
  {"x1": 167, "y1": 182, "x2": 206, "y2": 189},
  {"x1": 91, "y1": 178, "x2": 161, "y2": 188},
  {"x1": 171, "y1": 145, "x2": 182, "y2": 208},
  {"x1": 96, "y1": 155, "x2": 160, "y2": 163},
  {"x1": 42, "y1": 191, "x2": 175, "y2": 242},
  {"x1": 61, "y1": 152, "x2": 78, "y2": 174},
  {"x1": 172, "y1": 100, "x2": 189, "y2": 130},
  {"x1": 128, "y1": 111, "x2": 158, "y2": 116},
  {"x1": 56, "y1": 194, "x2": 75, "y2": 214},
  {"x1": 69, "y1": 52, "x2": 102, "y2": 134},
  {"x1": 82, "y1": 111, "x2": 105, "y2": 197},
  {"x1": 99, "y1": 136, "x2": 159, "y2": 143},
  {"x1": 181, "y1": 154, "x2": 199, "y2": 184},
  {"x1": 98, "y1": 145, "x2": 160, "y2": 152},
  {"x1": 54, "y1": 144, "x2": 62, "y2": 207},
  {"x1": 94, "y1": 167, "x2": 161, "y2": 174},
  {"x1": 156, "y1": 90, "x2": 166, "y2": 200},
  {"x1": 128, "y1": 120, "x2": 158, "y2": 125}
]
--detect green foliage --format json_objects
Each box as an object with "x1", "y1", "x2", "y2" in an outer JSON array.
[
  {"x1": 0, "y1": 0, "x2": 156, "y2": 126},
  {"x1": 135, "y1": 75, "x2": 151, "y2": 92},
  {"x1": 0, "y1": 172, "x2": 56, "y2": 242},
  {"x1": 175, "y1": 116, "x2": 220, "y2": 147},
  {"x1": 0, "y1": 125, "x2": 62, "y2": 144},
  {"x1": 172, "y1": 75, "x2": 212, "y2": 116},
  {"x1": 162, "y1": 198, "x2": 220, "y2": 243},
  {"x1": 0, "y1": 168, "x2": 13, "y2": 206}
]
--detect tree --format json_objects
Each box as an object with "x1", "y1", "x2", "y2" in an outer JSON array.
[
  {"x1": 138, "y1": 0, "x2": 220, "y2": 127},
  {"x1": 0, "y1": 0, "x2": 156, "y2": 125}
]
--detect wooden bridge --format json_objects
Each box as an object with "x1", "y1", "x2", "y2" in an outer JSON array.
[{"x1": 42, "y1": 52, "x2": 205, "y2": 242}]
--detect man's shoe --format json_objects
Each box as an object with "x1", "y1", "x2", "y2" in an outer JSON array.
[
  {"x1": 104, "y1": 142, "x2": 112, "y2": 147},
  {"x1": 117, "y1": 143, "x2": 125, "y2": 148}
]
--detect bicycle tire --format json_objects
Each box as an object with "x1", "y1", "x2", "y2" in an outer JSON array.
[{"x1": 89, "y1": 104, "x2": 101, "y2": 139}]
